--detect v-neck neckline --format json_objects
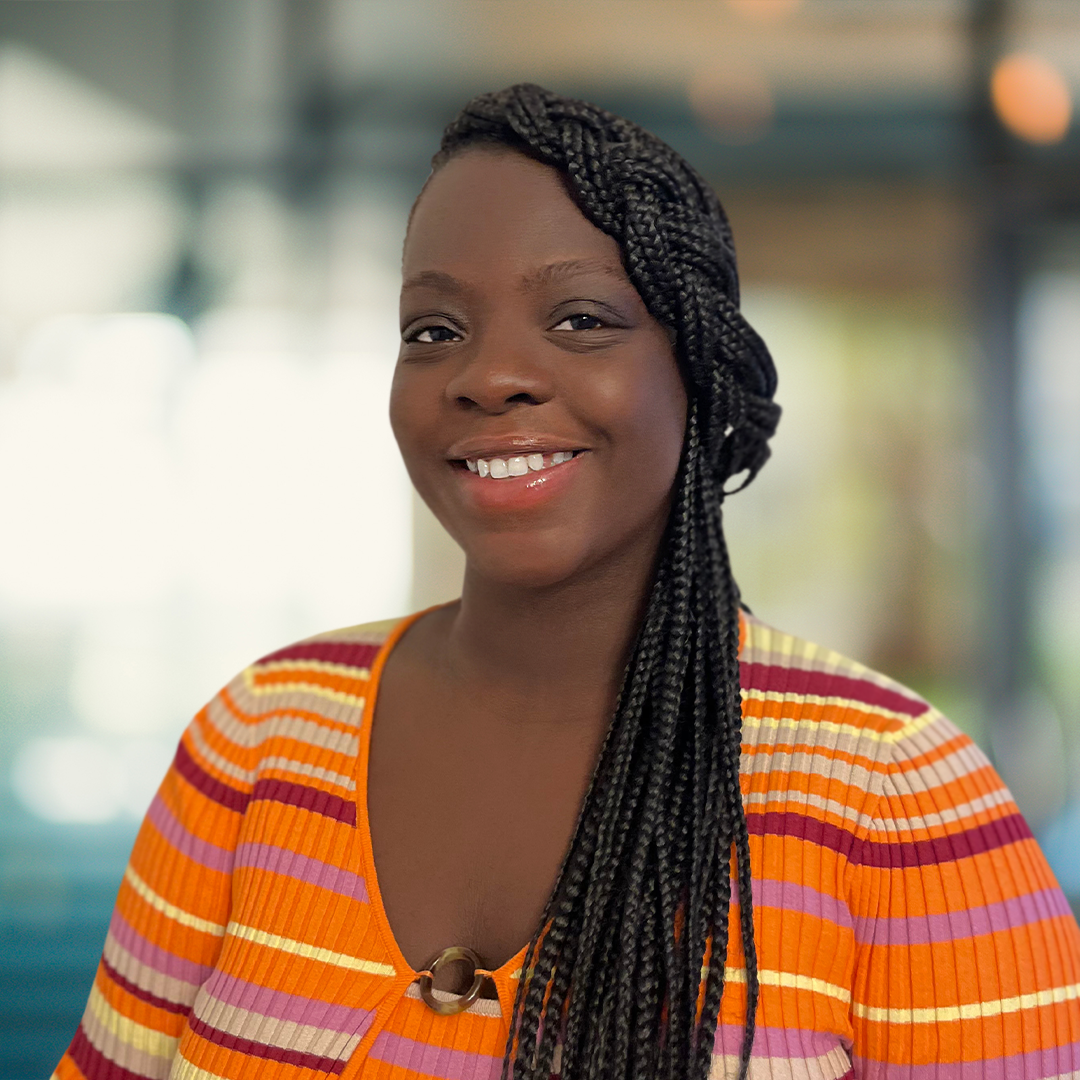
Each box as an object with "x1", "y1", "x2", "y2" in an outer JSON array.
[
  {"x1": 353, "y1": 607, "x2": 528, "y2": 1012},
  {"x1": 352, "y1": 606, "x2": 748, "y2": 1011}
]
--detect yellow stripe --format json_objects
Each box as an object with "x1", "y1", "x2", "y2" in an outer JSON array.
[
  {"x1": 227, "y1": 921, "x2": 396, "y2": 976},
  {"x1": 86, "y1": 984, "x2": 178, "y2": 1058},
  {"x1": 853, "y1": 980, "x2": 1080, "y2": 1024},
  {"x1": 741, "y1": 701, "x2": 935, "y2": 744},
  {"x1": 719, "y1": 964, "x2": 852, "y2": 1004},
  {"x1": 124, "y1": 868, "x2": 226, "y2": 937},
  {"x1": 242, "y1": 668, "x2": 366, "y2": 708}
]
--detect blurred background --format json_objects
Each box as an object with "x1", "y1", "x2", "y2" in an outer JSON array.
[{"x1": 0, "y1": 0, "x2": 1078, "y2": 1073}]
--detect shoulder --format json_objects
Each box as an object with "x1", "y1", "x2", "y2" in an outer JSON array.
[
  {"x1": 738, "y1": 614, "x2": 986, "y2": 828},
  {"x1": 739, "y1": 613, "x2": 932, "y2": 744},
  {"x1": 739, "y1": 614, "x2": 1020, "y2": 854},
  {"x1": 201, "y1": 615, "x2": 408, "y2": 748}
]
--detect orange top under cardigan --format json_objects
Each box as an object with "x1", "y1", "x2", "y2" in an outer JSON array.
[{"x1": 55, "y1": 611, "x2": 1080, "y2": 1079}]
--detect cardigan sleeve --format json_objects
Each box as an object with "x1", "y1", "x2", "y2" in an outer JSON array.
[
  {"x1": 53, "y1": 679, "x2": 258, "y2": 1080},
  {"x1": 848, "y1": 706, "x2": 1080, "y2": 1078}
]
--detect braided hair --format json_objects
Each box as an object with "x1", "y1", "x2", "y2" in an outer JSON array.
[{"x1": 429, "y1": 84, "x2": 780, "y2": 1080}]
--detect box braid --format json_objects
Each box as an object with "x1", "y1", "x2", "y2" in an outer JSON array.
[{"x1": 430, "y1": 84, "x2": 780, "y2": 1080}]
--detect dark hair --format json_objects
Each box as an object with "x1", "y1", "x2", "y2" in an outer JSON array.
[{"x1": 430, "y1": 84, "x2": 780, "y2": 1080}]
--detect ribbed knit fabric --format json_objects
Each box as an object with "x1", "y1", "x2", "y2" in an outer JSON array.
[{"x1": 54, "y1": 611, "x2": 1080, "y2": 1080}]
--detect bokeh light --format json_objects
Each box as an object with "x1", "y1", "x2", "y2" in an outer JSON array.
[
  {"x1": 725, "y1": 0, "x2": 801, "y2": 23},
  {"x1": 991, "y1": 52, "x2": 1073, "y2": 145}
]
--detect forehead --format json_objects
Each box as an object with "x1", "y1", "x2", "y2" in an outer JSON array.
[{"x1": 403, "y1": 149, "x2": 623, "y2": 275}]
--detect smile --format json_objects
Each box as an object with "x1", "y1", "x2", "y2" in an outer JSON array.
[{"x1": 464, "y1": 451, "x2": 581, "y2": 479}]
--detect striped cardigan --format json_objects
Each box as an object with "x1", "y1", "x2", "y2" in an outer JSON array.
[{"x1": 55, "y1": 611, "x2": 1080, "y2": 1079}]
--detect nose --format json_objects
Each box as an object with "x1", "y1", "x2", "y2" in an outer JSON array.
[{"x1": 444, "y1": 336, "x2": 553, "y2": 414}]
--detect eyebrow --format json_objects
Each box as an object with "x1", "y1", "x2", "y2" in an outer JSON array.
[
  {"x1": 400, "y1": 269, "x2": 467, "y2": 295},
  {"x1": 518, "y1": 258, "x2": 629, "y2": 292},
  {"x1": 401, "y1": 258, "x2": 629, "y2": 297}
]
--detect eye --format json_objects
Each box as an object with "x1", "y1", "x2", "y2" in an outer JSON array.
[
  {"x1": 552, "y1": 313, "x2": 605, "y2": 332},
  {"x1": 406, "y1": 324, "x2": 462, "y2": 344}
]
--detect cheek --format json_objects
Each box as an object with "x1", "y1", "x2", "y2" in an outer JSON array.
[
  {"x1": 594, "y1": 356, "x2": 687, "y2": 489},
  {"x1": 387, "y1": 366, "x2": 408, "y2": 445},
  {"x1": 388, "y1": 365, "x2": 433, "y2": 461}
]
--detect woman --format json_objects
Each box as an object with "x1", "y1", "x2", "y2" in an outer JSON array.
[{"x1": 56, "y1": 85, "x2": 1080, "y2": 1080}]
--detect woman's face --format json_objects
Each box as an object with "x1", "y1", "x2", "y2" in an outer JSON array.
[{"x1": 391, "y1": 149, "x2": 687, "y2": 590}]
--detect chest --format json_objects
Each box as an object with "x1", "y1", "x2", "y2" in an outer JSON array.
[{"x1": 367, "y1": 680, "x2": 604, "y2": 976}]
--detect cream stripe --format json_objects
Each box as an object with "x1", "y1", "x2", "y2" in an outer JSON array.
[
  {"x1": 402, "y1": 981, "x2": 504, "y2": 1017},
  {"x1": 260, "y1": 755, "x2": 356, "y2": 791},
  {"x1": 743, "y1": 781, "x2": 1016, "y2": 838},
  {"x1": 242, "y1": 667, "x2": 367, "y2": 707},
  {"x1": 710, "y1": 1046, "x2": 855, "y2": 1079},
  {"x1": 86, "y1": 984, "x2": 178, "y2": 1058},
  {"x1": 743, "y1": 787, "x2": 877, "y2": 833},
  {"x1": 187, "y1": 718, "x2": 256, "y2": 786},
  {"x1": 745, "y1": 748, "x2": 880, "y2": 800},
  {"x1": 124, "y1": 867, "x2": 226, "y2": 937},
  {"x1": 870, "y1": 785, "x2": 1015, "y2": 835},
  {"x1": 170, "y1": 1061, "x2": 230, "y2": 1080},
  {"x1": 226, "y1": 920, "x2": 396, "y2": 976},
  {"x1": 741, "y1": 697, "x2": 933, "y2": 740},
  {"x1": 853, "y1": 980, "x2": 1080, "y2": 1024},
  {"x1": 205, "y1": 697, "x2": 360, "y2": 755}
]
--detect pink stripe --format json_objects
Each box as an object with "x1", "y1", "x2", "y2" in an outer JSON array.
[
  {"x1": 854, "y1": 886, "x2": 1075, "y2": 946},
  {"x1": 200, "y1": 966, "x2": 374, "y2": 1035},
  {"x1": 108, "y1": 908, "x2": 213, "y2": 987},
  {"x1": 737, "y1": 878, "x2": 854, "y2": 932},
  {"x1": 854, "y1": 1039, "x2": 1080, "y2": 1079},
  {"x1": 234, "y1": 841, "x2": 368, "y2": 902},
  {"x1": 369, "y1": 1028, "x2": 503, "y2": 1079},
  {"x1": 714, "y1": 1021, "x2": 845, "y2": 1060},
  {"x1": 146, "y1": 794, "x2": 234, "y2": 873}
]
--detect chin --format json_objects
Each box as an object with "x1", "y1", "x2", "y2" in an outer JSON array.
[{"x1": 462, "y1": 536, "x2": 593, "y2": 592}]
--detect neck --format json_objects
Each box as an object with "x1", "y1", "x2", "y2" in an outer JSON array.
[{"x1": 445, "y1": 543, "x2": 663, "y2": 722}]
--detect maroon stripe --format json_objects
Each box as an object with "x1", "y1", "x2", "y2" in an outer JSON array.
[
  {"x1": 256, "y1": 640, "x2": 381, "y2": 669},
  {"x1": 739, "y1": 662, "x2": 926, "y2": 718},
  {"x1": 188, "y1": 1014, "x2": 346, "y2": 1073},
  {"x1": 173, "y1": 742, "x2": 250, "y2": 813},
  {"x1": 251, "y1": 776, "x2": 357, "y2": 826},
  {"x1": 68, "y1": 1025, "x2": 156, "y2": 1080},
  {"x1": 746, "y1": 808, "x2": 1033, "y2": 868},
  {"x1": 101, "y1": 955, "x2": 190, "y2": 1016}
]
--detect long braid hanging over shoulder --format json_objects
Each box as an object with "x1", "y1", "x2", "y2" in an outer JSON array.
[{"x1": 433, "y1": 84, "x2": 781, "y2": 1080}]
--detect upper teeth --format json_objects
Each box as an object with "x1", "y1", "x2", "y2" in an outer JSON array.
[{"x1": 466, "y1": 451, "x2": 575, "y2": 477}]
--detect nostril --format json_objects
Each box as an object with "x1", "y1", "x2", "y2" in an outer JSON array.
[{"x1": 452, "y1": 389, "x2": 545, "y2": 412}]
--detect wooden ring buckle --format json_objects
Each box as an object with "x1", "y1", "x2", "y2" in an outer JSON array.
[{"x1": 417, "y1": 946, "x2": 488, "y2": 1015}]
